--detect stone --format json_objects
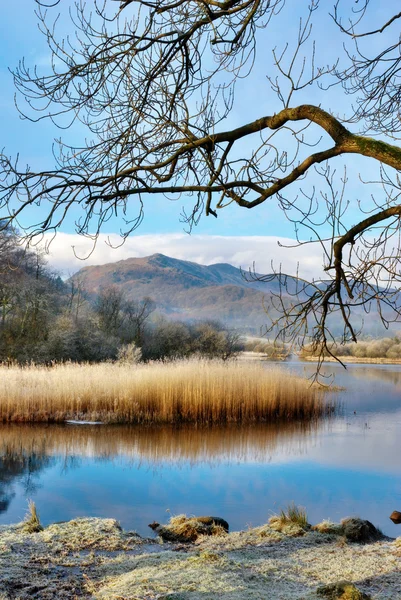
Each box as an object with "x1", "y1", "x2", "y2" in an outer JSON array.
[
  {"x1": 390, "y1": 511, "x2": 401, "y2": 524},
  {"x1": 192, "y1": 516, "x2": 229, "y2": 531},
  {"x1": 340, "y1": 518, "x2": 383, "y2": 543},
  {"x1": 316, "y1": 580, "x2": 371, "y2": 599},
  {"x1": 148, "y1": 515, "x2": 229, "y2": 542}
]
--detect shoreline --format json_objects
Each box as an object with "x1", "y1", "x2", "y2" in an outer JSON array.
[
  {"x1": 301, "y1": 356, "x2": 401, "y2": 365},
  {"x1": 1, "y1": 514, "x2": 400, "y2": 599},
  {"x1": 241, "y1": 352, "x2": 401, "y2": 366}
]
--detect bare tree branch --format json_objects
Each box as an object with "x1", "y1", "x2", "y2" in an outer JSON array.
[{"x1": 1, "y1": 0, "x2": 401, "y2": 371}]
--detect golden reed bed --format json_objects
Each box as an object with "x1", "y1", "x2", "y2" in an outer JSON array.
[{"x1": 0, "y1": 359, "x2": 327, "y2": 424}]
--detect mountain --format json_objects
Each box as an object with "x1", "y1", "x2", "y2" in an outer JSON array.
[
  {"x1": 71, "y1": 253, "x2": 401, "y2": 336},
  {"x1": 71, "y1": 253, "x2": 290, "y2": 331}
]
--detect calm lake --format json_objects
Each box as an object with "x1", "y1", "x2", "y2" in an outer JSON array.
[{"x1": 1, "y1": 361, "x2": 401, "y2": 537}]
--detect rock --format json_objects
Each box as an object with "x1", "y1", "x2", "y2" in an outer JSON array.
[
  {"x1": 317, "y1": 580, "x2": 371, "y2": 599},
  {"x1": 148, "y1": 515, "x2": 229, "y2": 542},
  {"x1": 191, "y1": 516, "x2": 229, "y2": 531},
  {"x1": 148, "y1": 522, "x2": 187, "y2": 542},
  {"x1": 340, "y1": 518, "x2": 383, "y2": 543},
  {"x1": 390, "y1": 511, "x2": 401, "y2": 524}
]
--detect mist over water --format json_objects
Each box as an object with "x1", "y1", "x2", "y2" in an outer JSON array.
[{"x1": 0, "y1": 362, "x2": 400, "y2": 537}]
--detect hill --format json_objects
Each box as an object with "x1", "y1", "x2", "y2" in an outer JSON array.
[
  {"x1": 71, "y1": 253, "x2": 287, "y2": 331},
  {"x1": 71, "y1": 253, "x2": 401, "y2": 336}
]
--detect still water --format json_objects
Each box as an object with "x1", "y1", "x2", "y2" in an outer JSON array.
[{"x1": 0, "y1": 362, "x2": 401, "y2": 537}]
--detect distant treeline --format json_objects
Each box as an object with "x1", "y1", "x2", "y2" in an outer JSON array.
[
  {"x1": 300, "y1": 337, "x2": 401, "y2": 360},
  {"x1": 244, "y1": 339, "x2": 290, "y2": 359},
  {"x1": 0, "y1": 227, "x2": 243, "y2": 363}
]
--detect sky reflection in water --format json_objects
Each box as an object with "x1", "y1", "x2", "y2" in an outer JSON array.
[{"x1": 0, "y1": 362, "x2": 401, "y2": 537}]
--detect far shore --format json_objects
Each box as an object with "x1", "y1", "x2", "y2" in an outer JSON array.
[
  {"x1": 301, "y1": 355, "x2": 401, "y2": 365},
  {"x1": 1, "y1": 512, "x2": 400, "y2": 599},
  {"x1": 241, "y1": 350, "x2": 401, "y2": 365}
]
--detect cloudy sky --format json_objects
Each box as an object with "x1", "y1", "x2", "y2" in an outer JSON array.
[
  {"x1": 42, "y1": 232, "x2": 326, "y2": 280},
  {"x1": 0, "y1": 1, "x2": 392, "y2": 276}
]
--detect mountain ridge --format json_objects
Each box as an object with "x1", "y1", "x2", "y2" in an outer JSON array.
[
  {"x1": 72, "y1": 253, "x2": 283, "y2": 331},
  {"x1": 71, "y1": 253, "x2": 400, "y2": 336}
]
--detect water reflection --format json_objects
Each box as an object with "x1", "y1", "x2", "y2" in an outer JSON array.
[
  {"x1": 0, "y1": 453, "x2": 54, "y2": 514},
  {"x1": 289, "y1": 361, "x2": 401, "y2": 413},
  {"x1": 0, "y1": 421, "x2": 326, "y2": 535},
  {"x1": 0, "y1": 363, "x2": 400, "y2": 537},
  {"x1": 345, "y1": 365, "x2": 401, "y2": 387},
  {"x1": 0, "y1": 422, "x2": 319, "y2": 466}
]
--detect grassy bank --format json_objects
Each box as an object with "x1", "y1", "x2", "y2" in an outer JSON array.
[
  {"x1": 299, "y1": 337, "x2": 401, "y2": 363},
  {"x1": 0, "y1": 359, "x2": 327, "y2": 424},
  {"x1": 301, "y1": 356, "x2": 401, "y2": 365},
  {"x1": 0, "y1": 511, "x2": 400, "y2": 599}
]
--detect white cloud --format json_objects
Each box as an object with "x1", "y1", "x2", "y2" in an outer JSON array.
[{"x1": 41, "y1": 232, "x2": 326, "y2": 280}]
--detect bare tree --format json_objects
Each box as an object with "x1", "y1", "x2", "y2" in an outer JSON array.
[
  {"x1": 66, "y1": 273, "x2": 87, "y2": 323},
  {"x1": 192, "y1": 321, "x2": 243, "y2": 361},
  {"x1": 1, "y1": 0, "x2": 401, "y2": 365},
  {"x1": 95, "y1": 286, "x2": 125, "y2": 334},
  {"x1": 142, "y1": 317, "x2": 192, "y2": 361},
  {"x1": 122, "y1": 297, "x2": 156, "y2": 345}
]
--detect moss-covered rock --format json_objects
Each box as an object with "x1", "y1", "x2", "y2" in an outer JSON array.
[
  {"x1": 317, "y1": 580, "x2": 371, "y2": 599},
  {"x1": 340, "y1": 518, "x2": 383, "y2": 543}
]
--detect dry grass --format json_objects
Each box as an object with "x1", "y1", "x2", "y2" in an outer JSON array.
[
  {"x1": 151, "y1": 514, "x2": 229, "y2": 542},
  {"x1": 21, "y1": 500, "x2": 43, "y2": 534},
  {"x1": 269, "y1": 503, "x2": 310, "y2": 537},
  {"x1": 1, "y1": 516, "x2": 399, "y2": 599},
  {"x1": 283, "y1": 503, "x2": 309, "y2": 528},
  {"x1": 312, "y1": 520, "x2": 344, "y2": 536},
  {"x1": 0, "y1": 359, "x2": 328, "y2": 424}
]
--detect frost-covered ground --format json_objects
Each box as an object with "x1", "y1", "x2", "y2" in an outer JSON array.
[{"x1": 0, "y1": 517, "x2": 400, "y2": 599}]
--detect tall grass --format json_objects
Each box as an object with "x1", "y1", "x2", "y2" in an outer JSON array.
[
  {"x1": 0, "y1": 359, "x2": 328, "y2": 424},
  {"x1": 279, "y1": 503, "x2": 309, "y2": 529},
  {"x1": 269, "y1": 503, "x2": 310, "y2": 536},
  {"x1": 22, "y1": 501, "x2": 43, "y2": 533}
]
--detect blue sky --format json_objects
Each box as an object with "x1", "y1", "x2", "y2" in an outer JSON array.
[{"x1": 0, "y1": 1, "x2": 396, "y2": 274}]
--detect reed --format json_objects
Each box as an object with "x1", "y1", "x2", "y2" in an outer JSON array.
[
  {"x1": 22, "y1": 501, "x2": 43, "y2": 534},
  {"x1": 0, "y1": 359, "x2": 328, "y2": 424},
  {"x1": 269, "y1": 503, "x2": 310, "y2": 536}
]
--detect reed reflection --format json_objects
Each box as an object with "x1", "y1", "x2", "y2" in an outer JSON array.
[{"x1": 0, "y1": 422, "x2": 321, "y2": 467}]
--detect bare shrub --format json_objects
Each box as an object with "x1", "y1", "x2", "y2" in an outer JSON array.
[
  {"x1": 117, "y1": 343, "x2": 142, "y2": 365},
  {"x1": 386, "y1": 344, "x2": 401, "y2": 359},
  {"x1": 300, "y1": 337, "x2": 401, "y2": 361}
]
